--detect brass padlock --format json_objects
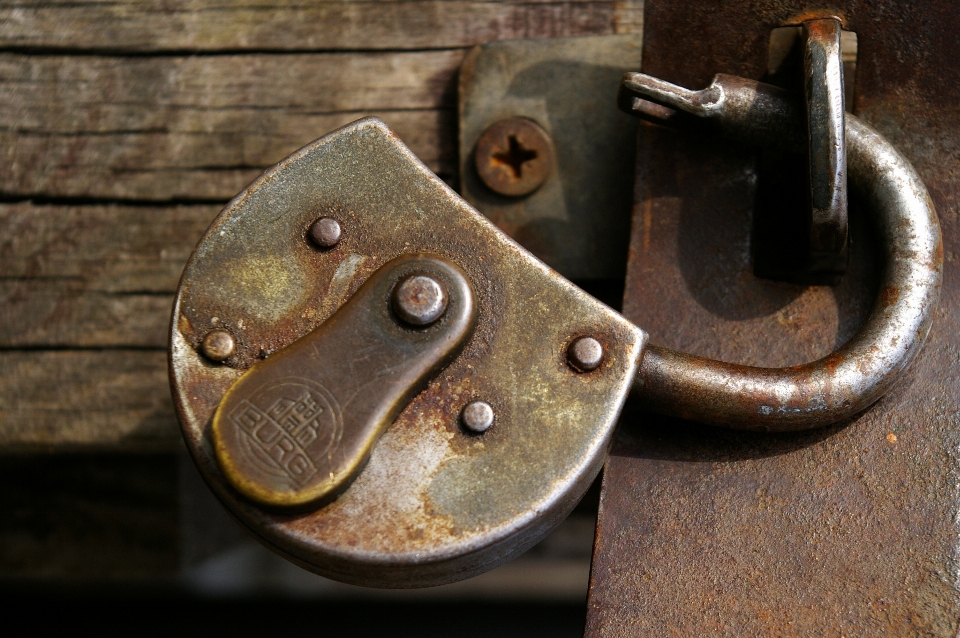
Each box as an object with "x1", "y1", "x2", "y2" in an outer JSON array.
[{"x1": 171, "y1": 71, "x2": 941, "y2": 585}]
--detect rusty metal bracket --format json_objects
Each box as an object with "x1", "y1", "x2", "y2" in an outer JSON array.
[{"x1": 458, "y1": 35, "x2": 642, "y2": 283}]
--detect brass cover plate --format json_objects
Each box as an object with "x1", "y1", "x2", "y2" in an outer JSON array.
[
  {"x1": 170, "y1": 118, "x2": 647, "y2": 587},
  {"x1": 212, "y1": 254, "x2": 477, "y2": 510}
]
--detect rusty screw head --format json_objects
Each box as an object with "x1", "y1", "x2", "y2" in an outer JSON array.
[
  {"x1": 202, "y1": 329, "x2": 236, "y2": 362},
  {"x1": 308, "y1": 217, "x2": 342, "y2": 248},
  {"x1": 461, "y1": 401, "x2": 495, "y2": 434},
  {"x1": 474, "y1": 118, "x2": 554, "y2": 197},
  {"x1": 392, "y1": 274, "x2": 448, "y2": 326},
  {"x1": 567, "y1": 336, "x2": 603, "y2": 372}
]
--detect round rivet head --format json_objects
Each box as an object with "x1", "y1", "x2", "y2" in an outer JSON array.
[
  {"x1": 202, "y1": 329, "x2": 235, "y2": 362},
  {"x1": 392, "y1": 274, "x2": 448, "y2": 326},
  {"x1": 308, "y1": 217, "x2": 342, "y2": 248},
  {"x1": 567, "y1": 336, "x2": 603, "y2": 372},
  {"x1": 461, "y1": 401, "x2": 495, "y2": 433}
]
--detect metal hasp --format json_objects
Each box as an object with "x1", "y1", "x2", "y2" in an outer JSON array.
[
  {"x1": 588, "y1": 2, "x2": 960, "y2": 635},
  {"x1": 803, "y1": 18, "x2": 848, "y2": 272},
  {"x1": 459, "y1": 35, "x2": 642, "y2": 282},
  {"x1": 211, "y1": 255, "x2": 476, "y2": 509},
  {"x1": 620, "y1": 74, "x2": 941, "y2": 430},
  {"x1": 170, "y1": 117, "x2": 647, "y2": 587}
]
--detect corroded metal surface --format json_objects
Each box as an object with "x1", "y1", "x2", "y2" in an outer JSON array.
[
  {"x1": 171, "y1": 118, "x2": 647, "y2": 587},
  {"x1": 620, "y1": 74, "x2": 941, "y2": 429},
  {"x1": 212, "y1": 255, "x2": 476, "y2": 510},
  {"x1": 459, "y1": 35, "x2": 642, "y2": 281},
  {"x1": 587, "y1": 1, "x2": 960, "y2": 635}
]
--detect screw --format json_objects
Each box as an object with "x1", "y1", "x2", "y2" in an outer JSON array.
[
  {"x1": 461, "y1": 401, "x2": 495, "y2": 434},
  {"x1": 392, "y1": 274, "x2": 448, "y2": 326},
  {"x1": 202, "y1": 329, "x2": 235, "y2": 362},
  {"x1": 308, "y1": 217, "x2": 342, "y2": 248},
  {"x1": 567, "y1": 336, "x2": 603, "y2": 372},
  {"x1": 474, "y1": 118, "x2": 554, "y2": 197}
]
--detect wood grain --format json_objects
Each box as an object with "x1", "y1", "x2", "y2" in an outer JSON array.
[
  {"x1": 0, "y1": 350, "x2": 178, "y2": 449},
  {"x1": 0, "y1": 203, "x2": 216, "y2": 347},
  {"x1": 0, "y1": 52, "x2": 459, "y2": 199},
  {"x1": 0, "y1": 0, "x2": 642, "y2": 52}
]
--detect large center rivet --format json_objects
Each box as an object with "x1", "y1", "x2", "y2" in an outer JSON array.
[{"x1": 392, "y1": 274, "x2": 448, "y2": 326}]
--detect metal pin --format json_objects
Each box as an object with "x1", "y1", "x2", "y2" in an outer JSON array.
[
  {"x1": 392, "y1": 274, "x2": 448, "y2": 326},
  {"x1": 308, "y1": 217, "x2": 342, "y2": 248},
  {"x1": 461, "y1": 401, "x2": 495, "y2": 433},
  {"x1": 568, "y1": 336, "x2": 604, "y2": 372},
  {"x1": 201, "y1": 329, "x2": 235, "y2": 362}
]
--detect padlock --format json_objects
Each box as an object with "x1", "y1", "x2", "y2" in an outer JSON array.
[{"x1": 170, "y1": 71, "x2": 941, "y2": 586}]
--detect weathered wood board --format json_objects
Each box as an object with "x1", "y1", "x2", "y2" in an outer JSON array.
[
  {"x1": 0, "y1": 1, "x2": 642, "y2": 51},
  {"x1": 0, "y1": 1, "x2": 643, "y2": 449}
]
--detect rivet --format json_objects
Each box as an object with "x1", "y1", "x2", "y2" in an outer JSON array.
[
  {"x1": 308, "y1": 217, "x2": 342, "y2": 248},
  {"x1": 474, "y1": 118, "x2": 554, "y2": 197},
  {"x1": 567, "y1": 336, "x2": 603, "y2": 372},
  {"x1": 461, "y1": 401, "x2": 495, "y2": 433},
  {"x1": 392, "y1": 274, "x2": 448, "y2": 326},
  {"x1": 202, "y1": 329, "x2": 235, "y2": 362}
]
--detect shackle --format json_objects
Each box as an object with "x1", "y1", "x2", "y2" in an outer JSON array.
[{"x1": 621, "y1": 72, "x2": 942, "y2": 430}]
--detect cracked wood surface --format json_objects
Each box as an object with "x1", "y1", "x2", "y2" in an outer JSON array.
[
  {"x1": 0, "y1": 0, "x2": 642, "y2": 52},
  {"x1": 0, "y1": 52, "x2": 459, "y2": 199},
  {"x1": 0, "y1": 0, "x2": 644, "y2": 450}
]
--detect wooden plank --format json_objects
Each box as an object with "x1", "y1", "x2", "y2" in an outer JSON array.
[
  {"x1": 0, "y1": 52, "x2": 458, "y2": 199},
  {"x1": 0, "y1": 203, "x2": 216, "y2": 347},
  {"x1": 0, "y1": 0, "x2": 642, "y2": 52},
  {"x1": 0, "y1": 203, "x2": 218, "y2": 291},
  {"x1": 0, "y1": 350, "x2": 178, "y2": 449},
  {"x1": 1, "y1": 285, "x2": 174, "y2": 348}
]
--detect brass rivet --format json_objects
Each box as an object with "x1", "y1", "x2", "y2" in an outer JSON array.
[
  {"x1": 201, "y1": 329, "x2": 235, "y2": 362},
  {"x1": 567, "y1": 336, "x2": 603, "y2": 372},
  {"x1": 308, "y1": 217, "x2": 342, "y2": 248},
  {"x1": 461, "y1": 401, "x2": 495, "y2": 433},
  {"x1": 392, "y1": 274, "x2": 448, "y2": 326}
]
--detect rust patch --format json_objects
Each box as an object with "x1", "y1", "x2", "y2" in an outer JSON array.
[{"x1": 881, "y1": 285, "x2": 901, "y2": 308}]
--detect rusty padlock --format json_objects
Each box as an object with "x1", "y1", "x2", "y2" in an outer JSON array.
[{"x1": 171, "y1": 69, "x2": 941, "y2": 585}]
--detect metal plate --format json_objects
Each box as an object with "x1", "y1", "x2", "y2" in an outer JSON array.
[
  {"x1": 587, "y1": 1, "x2": 960, "y2": 635},
  {"x1": 170, "y1": 118, "x2": 647, "y2": 588},
  {"x1": 458, "y1": 35, "x2": 642, "y2": 281}
]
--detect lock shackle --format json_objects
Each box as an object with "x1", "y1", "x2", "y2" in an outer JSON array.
[{"x1": 623, "y1": 74, "x2": 942, "y2": 431}]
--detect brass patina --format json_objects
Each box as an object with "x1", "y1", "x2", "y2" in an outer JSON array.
[{"x1": 212, "y1": 254, "x2": 476, "y2": 510}]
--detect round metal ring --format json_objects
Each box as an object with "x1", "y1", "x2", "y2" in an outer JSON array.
[{"x1": 633, "y1": 114, "x2": 942, "y2": 430}]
